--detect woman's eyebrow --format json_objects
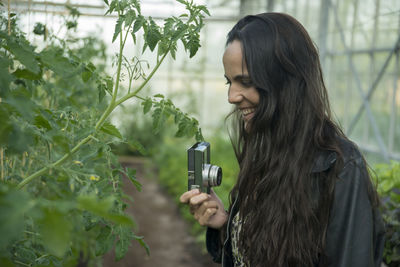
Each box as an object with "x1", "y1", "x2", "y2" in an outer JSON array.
[
  {"x1": 224, "y1": 74, "x2": 251, "y2": 81},
  {"x1": 233, "y1": 74, "x2": 251, "y2": 81}
]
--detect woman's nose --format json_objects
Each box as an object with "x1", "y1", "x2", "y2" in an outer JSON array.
[{"x1": 228, "y1": 86, "x2": 243, "y2": 104}]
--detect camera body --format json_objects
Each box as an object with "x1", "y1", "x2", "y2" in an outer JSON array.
[{"x1": 187, "y1": 142, "x2": 222, "y2": 194}]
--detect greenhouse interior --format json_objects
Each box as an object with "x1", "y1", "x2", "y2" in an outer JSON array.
[{"x1": 1, "y1": 0, "x2": 400, "y2": 266}]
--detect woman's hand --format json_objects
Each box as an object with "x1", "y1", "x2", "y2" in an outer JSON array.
[{"x1": 180, "y1": 189, "x2": 228, "y2": 229}]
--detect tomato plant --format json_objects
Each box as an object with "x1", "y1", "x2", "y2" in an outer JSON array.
[{"x1": 0, "y1": 0, "x2": 208, "y2": 265}]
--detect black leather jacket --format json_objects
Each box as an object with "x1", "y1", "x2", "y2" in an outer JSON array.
[{"x1": 206, "y1": 139, "x2": 386, "y2": 267}]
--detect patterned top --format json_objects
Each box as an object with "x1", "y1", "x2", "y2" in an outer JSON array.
[{"x1": 231, "y1": 212, "x2": 248, "y2": 267}]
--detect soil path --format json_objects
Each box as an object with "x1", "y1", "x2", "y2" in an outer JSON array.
[{"x1": 103, "y1": 157, "x2": 220, "y2": 267}]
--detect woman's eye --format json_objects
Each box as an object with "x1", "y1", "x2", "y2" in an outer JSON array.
[{"x1": 241, "y1": 80, "x2": 253, "y2": 87}]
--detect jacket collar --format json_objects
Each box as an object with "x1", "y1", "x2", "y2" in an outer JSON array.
[{"x1": 311, "y1": 150, "x2": 337, "y2": 173}]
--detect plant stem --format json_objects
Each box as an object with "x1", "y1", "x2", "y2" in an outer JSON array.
[
  {"x1": 1, "y1": 148, "x2": 4, "y2": 181},
  {"x1": 115, "y1": 52, "x2": 168, "y2": 106},
  {"x1": 7, "y1": 0, "x2": 11, "y2": 35},
  {"x1": 17, "y1": 135, "x2": 93, "y2": 189},
  {"x1": 17, "y1": 34, "x2": 169, "y2": 189}
]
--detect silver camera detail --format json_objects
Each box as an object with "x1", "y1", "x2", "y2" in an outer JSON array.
[{"x1": 187, "y1": 142, "x2": 222, "y2": 194}]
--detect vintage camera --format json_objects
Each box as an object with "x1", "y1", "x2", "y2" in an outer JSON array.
[{"x1": 187, "y1": 142, "x2": 222, "y2": 194}]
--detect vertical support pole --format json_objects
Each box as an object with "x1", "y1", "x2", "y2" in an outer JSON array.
[
  {"x1": 388, "y1": 14, "x2": 400, "y2": 154},
  {"x1": 1, "y1": 148, "x2": 3, "y2": 181},
  {"x1": 266, "y1": 0, "x2": 275, "y2": 12},
  {"x1": 318, "y1": 0, "x2": 330, "y2": 69},
  {"x1": 8, "y1": 0, "x2": 11, "y2": 35},
  {"x1": 343, "y1": 0, "x2": 359, "y2": 130},
  {"x1": 364, "y1": 0, "x2": 381, "y2": 145}
]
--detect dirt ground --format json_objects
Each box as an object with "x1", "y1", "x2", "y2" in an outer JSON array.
[{"x1": 102, "y1": 157, "x2": 220, "y2": 267}]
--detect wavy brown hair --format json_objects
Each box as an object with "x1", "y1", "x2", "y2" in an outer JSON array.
[{"x1": 225, "y1": 13, "x2": 362, "y2": 266}]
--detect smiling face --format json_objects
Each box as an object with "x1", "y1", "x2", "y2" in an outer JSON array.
[{"x1": 223, "y1": 40, "x2": 260, "y2": 127}]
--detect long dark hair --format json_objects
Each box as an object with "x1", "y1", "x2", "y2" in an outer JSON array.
[{"x1": 226, "y1": 13, "x2": 365, "y2": 266}]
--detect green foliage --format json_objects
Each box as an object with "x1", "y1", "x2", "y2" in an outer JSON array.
[
  {"x1": 0, "y1": 0, "x2": 209, "y2": 265},
  {"x1": 374, "y1": 161, "x2": 400, "y2": 265}
]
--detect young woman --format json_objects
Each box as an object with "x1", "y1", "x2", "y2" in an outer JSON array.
[{"x1": 180, "y1": 13, "x2": 385, "y2": 267}]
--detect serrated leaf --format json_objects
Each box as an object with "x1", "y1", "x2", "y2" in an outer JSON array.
[
  {"x1": 187, "y1": 34, "x2": 200, "y2": 58},
  {"x1": 132, "y1": 15, "x2": 145, "y2": 33},
  {"x1": 115, "y1": 227, "x2": 134, "y2": 261},
  {"x1": 0, "y1": 57, "x2": 13, "y2": 95},
  {"x1": 198, "y1": 5, "x2": 211, "y2": 16},
  {"x1": 105, "y1": 77, "x2": 114, "y2": 94},
  {"x1": 142, "y1": 98, "x2": 152, "y2": 114},
  {"x1": 96, "y1": 226, "x2": 114, "y2": 256},
  {"x1": 100, "y1": 121, "x2": 123, "y2": 139},
  {"x1": 39, "y1": 209, "x2": 72, "y2": 258},
  {"x1": 152, "y1": 104, "x2": 169, "y2": 134},
  {"x1": 81, "y1": 70, "x2": 92, "y2": 82},
  {"x1": 13, "y1": 68, "x2": 41, "y2": 80},
  {"x1": 39, "y1": 47, "x2": 76, "y2": 77},
  {"x1": 176, "y1": 0, "x2": 187, "y2": 5},
  {"x1": 52, "y1": 135, "x2": 70, "y2": 153},
  {"x1": 112, "y1": 15, "x2": 125, "y2": 43},
  {"x1": 98, "y1": 84, "x2": 106, "y2": 102},
  {"x1": 34, "y1": 114, "x2": 52, "y2": 130},
  {"x1": 126, "y1": 167, "x2": 142, "y2": 191},
  {"x1": 0, "y1": 32, "x2": 40, "y2": 74},
  {"x1": 134, "y1": 235, "x2": 150, "y2": 256},
  {"x1": 125, "y1": 10, "x2": 136, "y2": 27},
  {"x1": 146, "y1": 18, "x2": 162, "y2": 51}
]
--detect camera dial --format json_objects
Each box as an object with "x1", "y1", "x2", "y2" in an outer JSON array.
[{"x1": 202, "y1": 164, "x2": 222, "y2": 187}]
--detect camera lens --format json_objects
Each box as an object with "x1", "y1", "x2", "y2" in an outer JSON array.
[{"x1": 202, "y1": 164, "x2": 222, "y2": 187}]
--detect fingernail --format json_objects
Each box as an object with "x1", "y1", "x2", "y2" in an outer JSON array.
[{"x1": 192, "y1": 189, "x2": 200, "y2": 194}]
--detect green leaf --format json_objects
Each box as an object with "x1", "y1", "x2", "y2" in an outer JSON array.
[
  {"x1": 52, "y1": 135, "x2": 70, "y2": 153},
  {"x1": 40, "y1": 47, "x2": 76, "y2": 77},
  {"x1": 0, "y1": 57, "x2": 13, "y2": 96},
  {"x1": 33, "y1": 22, "x2": 46, "y2": 36},
  {"x1": 125, "y1": 9, "x2": 136, "y2": 27},
  {"x1": 134, "y1": 235, "x2": 150, "y2": 256},
  {"x1": 115, "y1": 226, "x2": 134, "y2": 261},
  {"x1": 98, "y1": 83, "x2": 106, "y2": 102},
  {"x1": 152, "y1": 103, "x2": 169, "y2": 134},
  {"x1": 146, "y1": 18, "x2": 162, "y2": 51},
  {"x1": 13, "y1": 68, "x2": 42, "y2": 80},
  {"x1": 132, "y1": 15, "x2": 145, "y2": 33},
  {"x1": 126, "y1": 167, "x2": 142, "y2": 191},
  {"x1": 100, "y1": 121, "x2": 123, "y2": 139},
  {"x1": 0, "y1": 184, "x2": 32, "y2": 250},
  {"x1": 103, "y1": 0, "x2": 109, "y2": 6},
  {"x1": 34, "y1": 114, "x2": 52, "y2": 130},
  {"x1": 95, "y1": 225, "x2": 115, "y2": 256},
  {"x1": 78, "y1": 194, "x2": 135, "y2": 226},
  {"x1": 142, "y1": 98, "x2": 152, "y2": 114},
  {"x1": 0, "y1": 106, "x2": 13, "y2": 146},
  {"x1": 38, "y1": 208, "x2": 72, "y2": 258},
  {"x1": 187, "y1": 33, "x2": 200, "y2": 58},
  {"x1": 128, "y1": 140, "x2": 147, "y2": 156},
  {"x1": 198, "y1": 5, "x2": 211, "y2": 16},
  {"x1": 105, "y1": 77, "x2": 114, "y2": 94},
  {"x1": 0, "y1": 32, "x2": 40, "y2": 74},
  {"x1": 112, "y1": 15, "x2": 125, "y2": 43}
]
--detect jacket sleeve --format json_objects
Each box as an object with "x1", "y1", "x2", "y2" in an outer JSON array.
[
  {"x1": 324, "y1": 158, "x2": 385, "y2": 267},
  {"x1": 206, "y1": 227, "x2": 223, "y2": 263}
]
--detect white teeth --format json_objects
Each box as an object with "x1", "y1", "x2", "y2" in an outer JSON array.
[{"x1": 242, "y1": 108, "x2": 255, "y2": 116}]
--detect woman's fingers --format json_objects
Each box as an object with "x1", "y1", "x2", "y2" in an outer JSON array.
[
  {"x1": 179, "y1": 189, "x2": 200, "y2": 203},
  {"x1": 198, "y1": 208, "x2": 218, "y2": 226}
]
